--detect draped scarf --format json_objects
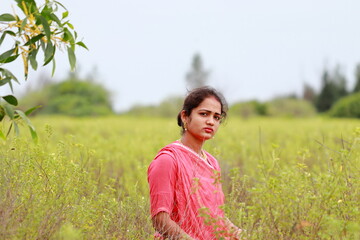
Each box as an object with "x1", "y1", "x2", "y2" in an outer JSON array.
[{"x1": 148, "y1": 141, "x2": 230, "y2": 239}]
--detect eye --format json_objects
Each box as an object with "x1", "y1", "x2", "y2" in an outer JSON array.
[
  {"x1": 214, "y1": 115, "x2": 221, "y2": 121},
  {"x1": 199, "y1": 112, "x2": 207, "y2": 116}
]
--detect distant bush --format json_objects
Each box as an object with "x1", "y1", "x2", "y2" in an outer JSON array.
[
  {"x1": 267, "y1": 98, "x2": 316, "y2": 117},
  {"x1": 125, "y1": 105, "x2": 157, "y2": 117},
  {"x1": 126, "y1": 96, "x2": 183, "y2": 117},
  {"x1": 329, "y1": 92, "x2": 360, "y2": 118},
  {"x1": 20, "y1": 77, "x2": 113, "y2": 116},
  {"x1": 229, "y1": 100, "x2": 267, "y2": 118}
]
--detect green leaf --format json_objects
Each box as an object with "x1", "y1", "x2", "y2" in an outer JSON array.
[
  {"x1": 40, "y1": 40, "x2": 46, "y2": 52},
  {"x1": 67, "y1": 46, "x2": 76, "y2": 71},
  {"x1": 62, "y1": 11, "x2": 69, "y2": 19},
  {"x1": 40, "y1": 5, "x2": 52, "y2": 19},
  {"x1": 15, "y1": 110, "x2": 38, "y2": 142},
  {"x1": 8, "y1": 80, "x2": 13, "y2": 92},
  {"x1": 29, "y1": 48, "x2": 38, "y2": 70},
  {"x1": 6, "y1": 122, "x2": 12, "y2": 137},
  {"x1": 63, "y1": 28, "x2": 75, "y2": 46},
  {"x1": 4, "y1": 31, "x2": 16, "y2": 36},
  {"x1": 0, "y1": 105, "x2": 5, "y2": 121},
  {"x1": 20, "y1": 17, "x2": 27, "y2": 33},
  {"x1": 0, "y1": 48, "x2": 17, "y2": 63},
  {"x1": 29, "y1": 126, "x2": 38, "y2": 142},
  {"x1": 54, "y1": 1, "x2": 68, "y2": 11},
  {"x1": 43, "y1": 42, "x2": 55, "y2": 66},
  {"x1": 0, "y1": 77, "x2": 11, "y2": 87},
  {"x1": 4, "y1": 104, "x2": 14, "y2": 120},
  {"x1": 0, "y1": 13, "x2": 16, "y2": 22},
  {"x1": 0, "y1": 54, "x2": 19, "y2": 64},
  {"x1": 24, "y1": 34, "x2": 45, "y2": 46},
  {"x1": 14, "y1": 122, "x2": 19, "y2": 136},
  {"x1": 15, "y1": 110, "x2": 33, "y2": 127},
  {"x1": 0, "y1": 30, "x2": 16, "y2": 46},
  {"x1": 16, "y1": 0, "x2": 37, "y2": 14},
  {"x1": 2, "y1": 95, "x2": 18, "y2": 106},
  {"x1": 0, "y1": 68, "x2": 19, "y2": 84},
  {"x1": 49, "y1": 13, "x2": 62, "y2": 26},
  {"x1": 66, "y1": 22, "x2": 74, "y2": 30},
  {"x1": 0, "y1": 129, "x2": 5, "y2": 140},
  {"x1": 38, "y1": 15, "x2": 51, "y2": 41},
  {"x1": 51, "y1": 58, "x2": 56, "y2": 76},
  {"x1": 25, "y1": 105, "x2": 41, "y2": 116},
  {"x1": 76, "y1": 41, "x2": 89, "y2": 50}
]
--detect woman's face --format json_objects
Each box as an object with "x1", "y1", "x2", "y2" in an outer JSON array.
[{"x1": 182, "y1": 96, "x2": 222, "y2": 142}]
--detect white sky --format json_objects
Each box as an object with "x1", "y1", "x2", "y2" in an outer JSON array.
[{"x1": 2, "y1": 0, "x2": 360, "y2": 112}]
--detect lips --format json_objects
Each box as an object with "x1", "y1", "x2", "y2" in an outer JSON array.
[{"x1": 204, "y1": 127, "x2": 214, "y2": 133}]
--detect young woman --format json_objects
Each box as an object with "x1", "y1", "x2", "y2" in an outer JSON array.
[{"x1": 148, "y1": 87, "x2": 242, "y2": 239}]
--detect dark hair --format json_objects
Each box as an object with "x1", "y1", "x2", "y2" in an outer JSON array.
[{"x1": 177, "y1": 86, "x2": 228, "y2": 133}]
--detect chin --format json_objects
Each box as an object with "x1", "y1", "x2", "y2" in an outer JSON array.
[{"x1": 201, "y1": 134, "x2": 213, "y2": 141}]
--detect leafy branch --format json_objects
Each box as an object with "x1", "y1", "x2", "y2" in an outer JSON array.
[{"x1": 0, "y1": 0, "x2": 87, "y2": 141}]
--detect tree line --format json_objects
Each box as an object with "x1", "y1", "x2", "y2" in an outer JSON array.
[
  {"x1": 182, "y1": 54, "x2": 360, "y2": 118},
  {"x1": 303, "y1": 64, "x2": 360, "y2": 118},
  {"x1": 16, "y1": 53, "x2": 360, "y2": 119}
]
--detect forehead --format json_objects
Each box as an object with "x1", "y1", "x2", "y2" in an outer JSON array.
[{"x1": 195, "y1": 97, "x2": 221, "y2": 113}]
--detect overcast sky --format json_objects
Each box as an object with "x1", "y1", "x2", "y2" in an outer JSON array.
[{"x1": 3, "y1": 0, "x2": 360, "y2": 112}]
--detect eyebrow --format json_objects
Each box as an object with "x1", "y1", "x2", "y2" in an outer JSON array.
[{"x1": 198, "y1": 109, "x2": 222, "y2": 116}]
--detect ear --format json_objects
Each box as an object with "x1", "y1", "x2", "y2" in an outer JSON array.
[{"x1": 180, "y1": 110, "x2": 188, "y2": 124}]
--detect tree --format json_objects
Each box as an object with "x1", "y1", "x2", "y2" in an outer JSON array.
[
  {"x1": 332, "y1": 65, "x2": 347, "y2": 97},
  {"x1": 0, "y1": 0, "x2": 87, "y2": 140},
  {"x1": 315, "y1": 65, "x2": 348, "y2": 112},
  {"x1": 267, "y1": 97, "x2": 316, "y2": 117},
  {"x1": 316, "y1": 70, "x2": 334, "y2": 112},
  {"x1": 353, "y1": 63, "x2": 360, "y2": 93},
  {"x1": 329, "y1": 92, "x2": 360, "y2": 118},
  {"x1": 185, "y1": 53, "x2": 209, "y2": 90},
  {"x1": 20, "y1": 74, "x2": 113, "y2": 116},
  {"x1": 302, "y1": 83, "x2": 316, "y2": 104},
  {"x1": 229, "y1": 100, "x2": 267, "y2": 118}
]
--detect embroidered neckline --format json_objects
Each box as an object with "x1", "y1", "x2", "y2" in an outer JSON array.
[{"x1": 174, "y1": 140, "x2": 214, "y2": 169}]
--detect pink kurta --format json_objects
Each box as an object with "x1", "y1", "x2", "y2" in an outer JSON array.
[{"x1": 148, "y1": 141, "x2": 230, "y2": 239}]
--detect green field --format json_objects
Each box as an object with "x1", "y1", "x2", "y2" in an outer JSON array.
[{"x1": 1, "y1": 116, "x2": 359, "y2": 239}]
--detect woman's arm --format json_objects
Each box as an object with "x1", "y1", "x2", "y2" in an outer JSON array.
[
  {"x1": 152, "y1": 212, "x2": 195, "y2": 240},
  {"x1": 224, "y1": 217, "x2": 244, "y2": 240}
]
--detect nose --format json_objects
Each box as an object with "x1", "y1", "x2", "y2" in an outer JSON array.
[{"x1": 206, "y1": 117, "x2": 214, "y2": 125}]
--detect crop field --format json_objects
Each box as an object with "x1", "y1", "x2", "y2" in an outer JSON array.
[{"x1": 1, "y1": 116, "x2": 359, "y2": 239}]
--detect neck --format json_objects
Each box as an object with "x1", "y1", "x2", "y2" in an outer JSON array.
[{"x1": 180, "y1": 133, "x2": 204, "y2": 155}]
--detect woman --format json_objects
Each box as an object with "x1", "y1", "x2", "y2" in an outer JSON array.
[{"x1": 148, "y1": 87, "x2": 242, "y2": 239}]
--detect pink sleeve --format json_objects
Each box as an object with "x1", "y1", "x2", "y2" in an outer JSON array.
[{"x1": 147, "y1": 152, "x2": 177, "y2": 218}]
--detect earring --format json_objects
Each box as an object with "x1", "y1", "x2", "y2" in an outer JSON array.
[{"x1": 184, "y1": 122, "x2": 187, "y2": 131}]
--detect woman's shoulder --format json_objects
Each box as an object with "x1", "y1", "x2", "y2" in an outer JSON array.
[
  {"x1": 153, "y1": 141, "x2": 180, "y2": 160},
  {"x1": 149, "y1": 142, "x2": 180, "y2": 171},
  {"x1": 155, "y1": 141, "x2": 181, "y2": 155}
]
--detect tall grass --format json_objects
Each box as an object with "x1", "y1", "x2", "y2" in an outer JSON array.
[{"x1": 0, "y1": 116, "x2": 359, "y2": 239}]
